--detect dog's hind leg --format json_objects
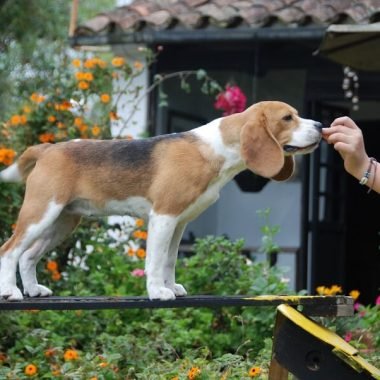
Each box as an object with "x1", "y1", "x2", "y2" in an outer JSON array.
[
  {"x1": 0, "y1": 200, "x2": 65, "y2": 300},
  {"x1": 164, "y1": 222, "x2": 187, "y2": 297},
  {"x1": 20, "y1": 212, "x2": 81, "y2": 297}
]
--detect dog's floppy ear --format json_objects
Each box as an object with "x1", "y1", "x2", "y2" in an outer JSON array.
[{"x1": 240, "y1": 108, "x2": 294, "y2": 181}]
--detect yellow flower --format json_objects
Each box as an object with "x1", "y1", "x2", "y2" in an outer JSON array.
[
  {"x1": 316, "y1": 286, "x2": 327, "y2": 295},
  {"x1": 71, "y1": 59, "x2": 81, "y2": 67},
  {"x1": 48, "y1": 115, "x2": 56, "y2": 123},
  {"x1": 248, "y1": 366, "x2": 261, "y2": 377},
  {"x1": 78, "y1": 81, "x2": 89, "y2": 90},
  {"x1": 349, "y1": 290, "x2": 360, "y2": 300},
  {"x1": 330, "y1": 285, "x2": 343, "y2": 295},
  {"x1": 111, "y1": 56, "x2": 125, "y2": 67},
  {"x1": 24, "y1": 364, "x2": 38, "y2": 376},
  {"x1": 100, "y1": 93, "x2": 110, "y2": 103},
  {"x1": 63, "y1": 349, "x2": 79, "y2": 361},
  {"x1": 91, "y1": 125, "x2": 101, "y2": 136},
  {"x1": 187, "y1": 366, "x2": 201, "y2": 380}
]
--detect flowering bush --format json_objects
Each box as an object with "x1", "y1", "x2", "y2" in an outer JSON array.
[{"x1": 214, "y1": 84, "x2": 247, "y2": 116}]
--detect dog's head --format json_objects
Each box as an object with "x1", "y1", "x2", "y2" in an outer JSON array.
[{"x1": 240, "y1": 101, "x2": 322, "y2": 181}]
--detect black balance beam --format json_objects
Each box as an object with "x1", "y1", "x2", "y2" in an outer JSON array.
[{"x1": 0, "y1": 295, "x2": 354, "y2": 317}]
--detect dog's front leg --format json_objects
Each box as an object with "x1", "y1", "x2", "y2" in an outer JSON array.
[
  {"x1": 145, "y1": 212, "x2": 178, "y2": 300},
  {"x1": 164, "y1": 222, "x2": 187, "y2": 297}
]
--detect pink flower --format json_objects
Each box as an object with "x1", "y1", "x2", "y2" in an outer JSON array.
[
  {"x1": 376, "y1": 295, "x2": 380, "y2": 306},
  {"x1": 214, "y1": 85, "x2": 247, "y2": 116},
  {"x1": 131, "y1": 268, "x2": 145, "y2": 277},
  {"x1": 344, "y1": 331, "x2": 353, "y2": 343}
]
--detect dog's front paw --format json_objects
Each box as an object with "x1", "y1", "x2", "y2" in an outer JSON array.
[
  {"x1": 0, "y1": 285, "x2": 23, "y2": 301},
  {"x1": 148, "y1": 286, "x2": 176, "y2": 301},
  {"x1": 24, "y1": 284, "x2": 53, "y2": 298},
  {"x1": 173, "y1": 283, "x2": 187, "y2": 297}
]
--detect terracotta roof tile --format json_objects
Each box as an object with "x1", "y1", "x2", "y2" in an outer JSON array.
[{"x1": 75, "y1": 0, "x2": 380, "y2": 37}]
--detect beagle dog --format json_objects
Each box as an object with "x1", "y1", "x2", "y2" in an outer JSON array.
[{"x1": 0, "y1": 101, "x2": 322, "y2": 301}]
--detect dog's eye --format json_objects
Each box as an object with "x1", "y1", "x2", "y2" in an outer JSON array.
[{"x1": 283, "y1": 114, "x2": 293, "y2": 121}]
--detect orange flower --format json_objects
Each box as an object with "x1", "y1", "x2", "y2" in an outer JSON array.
[
  {"x1": 91, "y1": 125, "x2": 101, "y2": 136},
  {"x1": 46, "y1": 260, "x2": 58, "y2": 272},
  {"x1": 134, "y1": 60, "x2": 144, "y2": 70},
  {"x1": 78, "y1": 81, "x2": 89, "y2": 90},
  {"x1": 74, "y1": 117, "x2": 83, "y2": 127},
  {"x1": 10, "y1": 114, "x2": 21, "y2": 125},
  {"x1": 109, "y1": 111, "x2": 119, "y2": 121},
  {"x1": 71, "y1": 59, "x2": 81, "y2": 67},
  {"x1": 57, "y1": 122, "x2": 65, "y2": 129},
  {"x1": 48, "y1": 115, "x2": 56, "y2": 123},
  {"x1": 20, "y1": 115, "x2": 27, "y2": 124},
  {"x1": 44, "y1": 348, "x2": 56, "y2": 357},
  {"x1": 38, "y1": 133, "x2": 55, "y2": 143},
  {"x1": 23, "y1": 105, "x2": 32, "y2": 113},
  {"x1": 0, "y1": 148, "x2": 16, "y2": 166},
  {"x1": 135, "y1": 219, "x2": 145, "y2": 227},
  {"x1": 30, "y1": 93, "x2": 45, "y2": 103},
  {"x1": 248, "y1": 366, "x2": 261, "y2": 377},
  {"x1": 51, "y1": 271, "x2": 62, "y2": 281},
  {"x1": 75, "y1": 72, "x2": 85, "y2": 81},
  {"x1": 83, "y1": 72, "x2": 94, "y2": 81},
  {"x1": 100, "y1": 93, "x2": 110, "y2": 103},
  {"x1": 79, "y1": 124, "x2": 88, "y2": 133},
  {"x1": 84, "y1": 59, "x2": 96, "y2": 69},
  {"x1": 187, "y1": 367, "x2": 201, "y2": 380},
  {"x1": 24, "y1": 364, "x2": 38, "y2": 376},
  {"x1": 127, "y1": 247, "x2": 135, "y2": 257},
  {"x1": 136, "y1": 248, "x2": 146, "y2": 259},
  {"x1": 99, "y1": 362, "x2": 108, "y2": 368},
  {"x1": 111, "y1": 56, "x2": 125, "y2": 67},
  {"x1": 63, "y1": 349, "x2": 79, "y2": 361}
]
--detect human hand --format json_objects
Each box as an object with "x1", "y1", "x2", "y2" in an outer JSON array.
[{"x1": 322, "y1": 116, "x2": 369, "y2": 179}]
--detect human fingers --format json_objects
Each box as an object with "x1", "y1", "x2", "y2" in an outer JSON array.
[
  {"x1": 330, "y1": 116, "x2": 358, "y2": 129},
  {"x1": 324, "y1": 132, "x2": 352, "y2": 145}
]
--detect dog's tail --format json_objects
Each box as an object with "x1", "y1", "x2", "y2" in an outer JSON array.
[{"x1": 0, "y1": 144, "x2": 52, "y2": 183}]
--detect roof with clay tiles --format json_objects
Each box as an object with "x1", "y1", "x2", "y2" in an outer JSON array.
[{"x1": 74, "y1": 0, "x2": 380, "y2": 37}]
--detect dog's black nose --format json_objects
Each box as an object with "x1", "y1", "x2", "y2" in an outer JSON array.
[{"x1": 314, "y1": 121, "x2": 323, "y2": 131}]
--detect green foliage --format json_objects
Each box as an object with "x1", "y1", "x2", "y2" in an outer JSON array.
[{"x1": 0, "y1": 232, "x2": 291, "y2": 378}]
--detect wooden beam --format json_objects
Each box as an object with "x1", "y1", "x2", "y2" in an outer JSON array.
[{"x1": 0, "y1": 295, "x2": 353, "y2": 316}]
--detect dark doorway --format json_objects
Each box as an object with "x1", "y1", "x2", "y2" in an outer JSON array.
[{"x1": 344, "y1": 121, "x2": 380, "y2": 304}]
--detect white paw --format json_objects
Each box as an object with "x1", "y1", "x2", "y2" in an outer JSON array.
[
  {"x1": 24, "y1": 284, "x2": 53, "y2": 297},
  {"x1": 148, "y1": 286, "x2": 176, "y2": 301},
  {"x1": 0, "y1": 285, "x2": 24, "y2": 301},
  {"x1": 173, "y1": 283, "x2": 187, "y2": 297}
]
